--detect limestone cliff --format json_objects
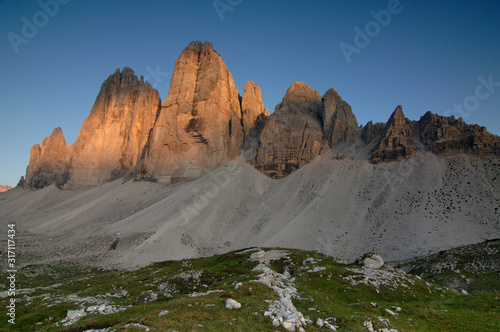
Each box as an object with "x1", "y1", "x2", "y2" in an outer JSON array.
[
  {"x1": 322, "y1": 88, "x2": 358, "y2": 146},
  {"x1": 241, "y1": 80, "x2": 265, "y2": 135},
  {"x1": 21, "y1": 41, "x2": 500, "y2": 187},
  {"x1": 24, "y1": 68, "x2": 160, "y2": 188},
  {"x1": 370, "y1": 105, "x2": 417, "y2": 163},
  {"x1": 361, "y1": 121, "x2": 386, "y2": 145},
  {"x1": 370, "y1": 107, "x2": 500, "y2": 162},
  {"x1": 65, "y1": 68, "x2": 161, "y2": 187},
  {"x1": 252, "y1": 82, "x2": 324, "y2": 179},
  {"x1": 24, "y1": 127, "x2": 71, "y2": 188},
  {"x1": 0, "y1": 185, "x2": 12, "y2": 193},
  {"x1": 137, "y1": 41, "x2": 244, "y2": 181},
  {"x1": 418, "y1": 111, "x2": 500, "y2": 155}
]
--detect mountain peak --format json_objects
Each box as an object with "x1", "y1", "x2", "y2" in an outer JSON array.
[
  {"x1": 283, "y1": 81, "x2": 322, "y2": 104},
  {"x1": 183, "y1": 40, "x2": 215, "y2": 56},
  {"x1": 100, "y1": 67, "x2": 151, "y2": 94}
]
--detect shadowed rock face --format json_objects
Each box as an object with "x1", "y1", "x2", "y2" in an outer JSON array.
[
  {"x1": 370, "y1": 105, "x2": 417, "y2": 163},
  {"x1": 252, "y1": 82, "x2": 324, "y2": 179},
  {"x1": 361, "y1": 121, "x2": 386, "y2": 145},
  {"x1": 418, "y1": 111, "x2": 500, "y2": 155},
  {"x1": 370, "y1": 107, "x2": 500, "y2": 163},
  {"x1": 25, "y1": 127, "x2": 71, "y2": 188},
  {"x1": 322, "y1": 88, "x2": 358, "y2": 147},
  {"x1": 137, "y1": 41, "x2": 244, "y2": 180}
]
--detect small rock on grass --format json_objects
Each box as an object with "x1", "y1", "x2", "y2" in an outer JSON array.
[
  {"x1": 225, "y1": 298, "x2": 241, "y2": 310},
  {"x1": 158, "y1": 310, "x2": 169, "y2": 317}
]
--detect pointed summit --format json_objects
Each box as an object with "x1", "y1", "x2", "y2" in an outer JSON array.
[
  {"x1": 138, "y1": 41, "x2": 243, "y2": 180},
  {"x1": 322, "y1": 88, "x2": 358, "y2": 146},
  {"x1": 282, "y1": 81, "x2": 322, "y2": 105},
  {"x1": 65, "y1": 68, "x2": 161, "y2": 187},
  {"x1": 24, "y1": 127, "x2": 71, "y2": 188},
  {"x1": 100, "y1": 67, "x2": 149, "y2": 93},
  {"x1": 252, "y1": 82, "x2": 323, "y2": 179},
  {"x1": 370, "y1": 105, "x2": 416, "y2": 162},
  {"x1": 386, "y1": 105, "x2": 405, "y2": 129},
  {"x1": 241, "y1": 81, "x2": 265, "y2": 134}
]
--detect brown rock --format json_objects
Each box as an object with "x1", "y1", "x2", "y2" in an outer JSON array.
[
  {"x1": 252, "y1": 82, "x2": 324, "y2": 178},
  {"x1": 241, "y1": 112, "x2": 269, "y2": 153},
  {"x1": 370, "y1": 105, "x2": 416, "y2": 163},
  {"x1": 322, "y1": 88, "x2": 358, "y2": 146},
  {"x1": 361, "y1": 121, "x2": 385, "y2": 144},
  {"x1": 418, "y1": 111, "x2": 500, "y2": 154},
  {"x1": 241, "y1": 81, "x2": 265, "y2": 134},
  {"x1": 24, "y1": 127, "x2": 71, "y2": 188},
  {"x1": 0, "y1": 185, "x2": 13, "y2": 193},
  {"x1": 65, "y1": 68, "x2": 160, "y2": 187},
  {"x1": 138, "y1": 41, "x2": 244, "y2": 180}
]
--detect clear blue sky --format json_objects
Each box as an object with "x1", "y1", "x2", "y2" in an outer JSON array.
[{"x1": 1, "y1": 0, "x2": 499, "y2": 187}]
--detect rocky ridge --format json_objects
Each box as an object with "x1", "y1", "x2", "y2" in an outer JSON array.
[
  {"x1": 0, "y1": 185, "x2": 13, "y2": 193},
  {"x1": 22, "y1": 41, "x2": 500, "y2": 187},
  {"x1": 370, "y1": 105, "x2": 500, "y2": 163}
]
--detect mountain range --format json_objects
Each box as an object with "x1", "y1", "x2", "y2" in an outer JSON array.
[
  {"x1": 2, "y1": 41, "x2": 499, "y2": 269},
  {"x1": 20, "y1": 41, "x2": 499, "y2": 188}
]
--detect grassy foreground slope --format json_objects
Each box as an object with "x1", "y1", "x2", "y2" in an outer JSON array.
[
  {"x1": 391, "y1": 239, "x2": 500, "y2": 294},
  {"x1": 1, "y1": 248, "x2": 498, "y2": 331}
]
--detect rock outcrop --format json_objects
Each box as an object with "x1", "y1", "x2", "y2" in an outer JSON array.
[
  {"x1": 0, "y1": 185, "x2": 13, "y2": 193},
  {"x1": 370, "y1": 105, "x2": 417, "y2": 163},
  {"x1": 24, "y1": 68, "x2": 161, "y2": 188},
  {"x1": 66, "y1": 68, "x2": 161, "y2": 187},
  {"x1": 21, "y1": 41, "x2": 500, "y2": 187},
  {"x1": 252, "y1": 82, "x2": 324, "y2": 179},
  {"x1": 418, "y1": 111, "x2": 500, "y2": 155},
  {"x1": 241, "y1": 81, "x2": 265, "y2": 135},
  {"x1": 137, "y1": 41, "x2": 244, "y2": 181},
  {"x1": 370, "y1": 107, "x2": 500, "y2": 162},
  {"x1": 361, "y1": 121, "x2": 386, "y2": 145},
  {"x1": 322, "y1": 88, "x2": 358, "y2": 146},
  {"x1": 24, "y1": 127, "x2": 72, "y2": 188}
]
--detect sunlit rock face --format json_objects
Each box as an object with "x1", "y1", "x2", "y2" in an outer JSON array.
[
  {"x1": 66, "y1": 68, "x2": 161, "y2": 187},
  {"x1": 25, "y1": 127, "x2": 72, "y2": 188},
  {"x1": 241, "y1": 80, "x2": 265, "y2": 135},
  {"x1": 24, "y1": 68, "x2": 161, "y2": 188},
  {"x1": 21, "y1": 41, "x2": 500, "y2": 188},
  {"x1": 137, "y1": 41, "x2": 244, "y2": 180}
]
